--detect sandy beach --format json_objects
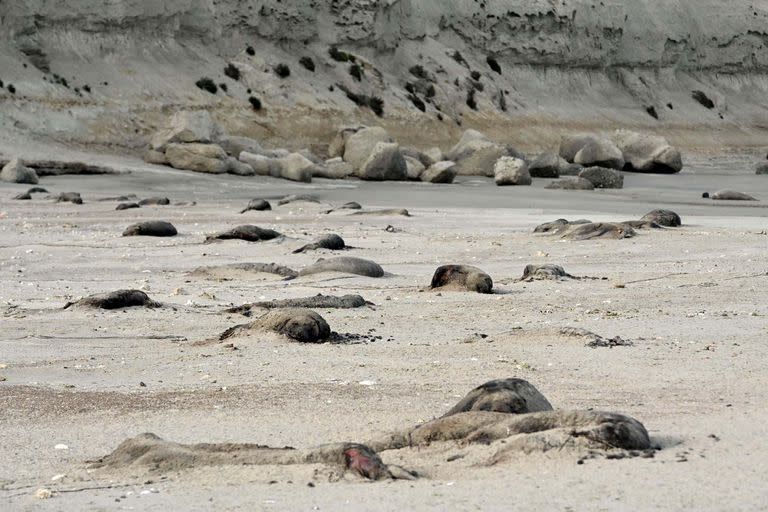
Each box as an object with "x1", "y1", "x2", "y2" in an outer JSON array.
[{"x1": 1, "y1": 150, "x2": 767, "y2": 510}]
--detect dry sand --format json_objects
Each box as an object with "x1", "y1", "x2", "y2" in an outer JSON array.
[{"x1": 1, "y1": 152, "x2": 768, "y2": 510}]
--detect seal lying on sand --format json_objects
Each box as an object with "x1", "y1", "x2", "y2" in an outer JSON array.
[
  {"x1": 519, "y1": 264, "x2": 575, "y2": 281},
  {"x1": 429, "y1": 265, "x2": 493, "y2": 293},
  {"x1": 324, "y1": 201, "x2": 362, "y2": 214},
  {"x1": 219, "y1": 308, "x2": 331, "y2": 343},
  {"x1": 707, "y1": 190, "x2": 758, "y2": 201},
  {"x1": 351, "y1": 208, "x2": 410, "y2": 217},
  {"x1": 533, "y1": 218, "x2": 591, "y2": 234},
  {"x1": 563, "y1": 222, "x2": 635, "y2": 240},
  {"x1": 52, "y1": 192, "x2": 83, "y2": 204},
  {"x1": 240, "y1": 199, "x2": 271, "y2": 213},
  {"x1": 226, "y1": 294, "x2": 370, "y2": 316},
  {"x1": 116, "y1": 202, "x2": 140, "y2": 210},
  {"x1": 298, "y1": 257, "x2": 384, "y2": 278},
  {"x1": 138, "y1": 197, "x2": 170, "y2": 206},
  {"x1": 64, "y1": 289, "x2": 160, "y2": 309},
  {"x1": 123, "y1": 221, "x2": 178, "y2": 237},
  {"x1": 205, "y1": 225, "x2": 281, "y2": 243},
  {"x1": 93, "y1": 378, "x2": 650, "y2": 481},
  {"x1": 292, "y1": 234, "x2": 346, "y2": 253},
  {"x1": 641, "y1": 209, "x2": 681, "y2": 227},
  {"x1": 277, "y1": 194, "x2": 320, "y2": 205}
]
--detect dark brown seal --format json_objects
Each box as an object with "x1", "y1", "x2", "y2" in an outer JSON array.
[{"x1": 430, "y1": 265, "x2": 493, "y2": 293}]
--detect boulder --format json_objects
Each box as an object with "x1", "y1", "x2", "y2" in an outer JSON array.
[
  {"x1": 757, "y1": 162, "x2": 768, "y2": 175},
  {"x1": 528, "y1": 152, "x2": 566, "y2": 178},
  {"x1": 328, "y1": 125, "x2": 366, "y2": 159},
  {"x1": 574, "y1": 138, "x2": 625, "y2": 170},
  {"x1": 445, "y1": 129, "x2": 491, "y2": 161},
  {"x1": 453, "y1": 140, "x2": 510, "y2": 177},
  {"x1": 217, "y1": 135, "x2": 264, "y2": 157},
  {"x1": 578, "y1": 166, "x2": 624, "y2": 189},
  {"x1": 614, "y1": 130, "x2": 683, "y2": 174},
  {"x1": 143, "y1": 150, "x2": 168, "y2": 165},
  {"x1": 544, "y1": 177, "x2": 595, "y2": 190},
  {"x1": 277, "y1": 153, "x2": 316, "y2": 182},
  {"x1": 343, "y1": 127, "x2": 392, "y2": 169},
  {"x1": 316, "y1": 158, "x2": 355, "y2": 179},
  {"x1": 401, "y1": 147, "x2": 435, "y2": 168},
  {"x1": 239, "y1": 152, "x2": 282, "y2": 176},
  {"x1": 494, "y1": 157, "x2": 531, "y2": 186},
  {"x1": 560, "y1": 163, "x2": 584, "y2": 176},
  {"x1": 357, "y1": 142, "x2": 407, "y2": 181},
  {"x1": 559, "y1": 133, "x2": 601, "y2": 162},
  {"x1": 298, "y1": 149, "x2": 323, "y2": 165},
  {"x1": 421, "y1": 161, "x2": 457, "y2": 184},
  {"x1": 226, "y1": 157, "x2": 255, "y2": 176},
  {"x1": 151, "y1": 111, "x2": 220, "y2": 151},
  {"x1": 1, "y1": 158, "x2": 39, "y2": 184},
  {"x1": 404, "y1": 156, "x2": 426, "y2": 180},
  {"x1": 423, "y1": 147, "x2": 444, "y2": 164},
  {"x1": 165, "y1": 143, "x2": 227, "y2": 174}
]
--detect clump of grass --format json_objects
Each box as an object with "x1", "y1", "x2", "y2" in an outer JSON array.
[
  {"x1": 646, "y1": 105, "x2": 658, "y2": 119},
  {"x1": 224, "y1": 63, "x2": 241, "y2": 81},
  {"x1": 82, "y1": 84, "x2": 91, "y2": 93},
  {"x1": 8, "y1": 84, "x2": 16, "y2": 94},
  {"x1": 337, "y1": 84, "x2": 383, "y2": 117},
  {"x1": 246, "y1": 46, "x2": 255, "y2": 56},
  {"x1": 248, "y1": 96, "x2": 262, "y2": 111},
  {"x1": 299, "y1": 56, "x2": 315, "y2": 72},
  {"x1": 219, "y1": 83, "x2": 228, "y2": 93},
  {"x1": 451, "y1": 50, "x2": 467, "y2": 66},
  {"x1": 692, "y1": 90, "x2": 714, "y2": 109},
  {"x1": 466, "y1": 89, "x2": 477, "y2": 111},
  {"x1": 195, "y1": 77, "x2": 217, "y2": 94},
  {"x1": 486, "y1": 56, "x2": 502, "y2": 74},
  {"x1": 274, "y1": 63, "x2": 290, "y2": 78},
  {"x1": 408, "y1": 65, "x2": 433, "y2": 82},
  {"x1": 470, "y1": 70, "x2": 481, "y2": 81},
  {"x1": 408, "y1": 94, "x2": 425, "y2": 112},
  {"x1": 329, "y1": 47, "x2": 355, "y2": 62},
  {"x1": 349, "y1": 63, "x2": 363, "y2": 81}
]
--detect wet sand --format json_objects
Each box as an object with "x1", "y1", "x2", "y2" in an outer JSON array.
[{"x1": 1, "y1": 153, "x2": 768, "y2": 510}]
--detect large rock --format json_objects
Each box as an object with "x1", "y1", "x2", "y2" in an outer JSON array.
[
  {"x1": 277, "y1": 153, "x2": 316, "y2": 182},
  {"x1": 1, "y1": 158, "x2": 39, "y2": 184},
  {"x1": 328, "y1": 125, "x2": 365, "y2": 159},
  {"x1": 315, "y1": 158, "x2": 355, "y2": 179},
  {"x1": 343, "y1": 127, "x2": 392, "y2": 169},
  {"x1": 143, "y1": 150, "x2": 168, "y2": 165},
  {"x1": 217, "y1": 135, "x2": 264, "y2": 158},
  {"x1": 578, "y1": 166, "x2": 624, "y2": 188},
  {"x1": 239, "y1": 151, "x2": 282, "y2": 176},
  {"x1": 614, "y1": 130, "x2": 683, "y2": 174},
  {"x1": 421, "y1": 161, "x2": 457, "y2": 183},
  {"x1": 445, "y1": 129, "x2": 491, "y2": 161},
  {"x1": 404, "y1": 156, "x2": 426, "y2": 180},
  {"x1": 528, "y1": 152, "x2": 566, "y2": 178},
  {"x1": 560, "y1": 163, "x2": 584, "y2": 176},
  {"x1": 165, "y1": 143, "x2": 227, "y2": 174},
  {"x1": 226, "y1": 157, "x2": 255, "y2": 176},
  {"x1": 357, "y1": 142, "x2": 407, "y2": 181},
  {"x1": 452, "y1": 140, "x2": 511, "y2": 177},
  {"x1": 559, "y1": 133, "x2": 601, "y2": 162},
  {"x1": 423, "y1": 147, "x2": 444, "y2": 164},
  {"x1": 401, "y1": 147, "x2": 435, "y2": 168},
  {"x1": 494, "y1": 157, "x2": 531, "y2": 186},
  {"x1": 151, "y1": 111, "x2": 220, "y2": 151},
  {"x1": 574, "y1": 138, "x2": 625, "y2": 170}
]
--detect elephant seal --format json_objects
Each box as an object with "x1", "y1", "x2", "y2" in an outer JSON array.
[
  {"x1": 53, "y1": 192, "x2": 83, "y2": 204},
  {"x1": 205, "y1": 225, "x2": 281, "y2": 243},
  {"x1": 620, "y1": 220, "x2": 661, "y2": 229},
  {"x1": 64, "y1": 289, "x2": 160, "y2": 309},
  {"x1": 240, "y1": 199, "x2": 271, "y2": 213},
  {"x1": 13, "y1": 192, "x2": 31, "y2": 200},
  {"x1": 116, "y1": 202, "x2": 140, "y2": 210},
  {"x1": 429, "y1": 265, "x2": 493, "y2": 293},
  {"x1": 139, "y1": 197, "x2": 170, "y2": 206},
  {"x1": 441, "y1": 378, "x2": 554, "y2": 417},
  {"x1": 219, "y1": 308, "x2": 331, "y2": 343},
  {"x1": 277, "y1": 194, "x2": 320, "y2": 205},
  {"x1": 351, "y1": 208, "x2": 410, "y2": 217},
  {"x1": 227, "y1": 294, "x2": 370, "y2": 316},
  {"x1": 298, "y1": 257, "x2": 384, "y2": 278},
  {"x1": 641, "y1": 209, "x2": 681, "y2": 227},
  {"x1": 563, "y1": 222, "x2": 635, "y2": 240},
  {"x1": 292, "y1": 234, "x2": 346, "y2": 253},
  {"x1": 324, "y1": 201, "x2": 362, "y2": 213},
  {"x1": 97, "y1": 194, "x2": 137, "y2": 202},
  {"x1": 27, "y1": 187, "x2": 48, "y2": 194},
  {"x1": 533, "y1": 218, "x2": 591, "y2": 234},
  {"x1": 520, "y1": 264, "x2": 575, "y2": 281},
  {"x1": 190, "y1": 262, "x2": 298, "y2": 280},
  {"x1": 123, "y1": 221, "x2": 177, "y2": 237},
  {"x1": 708, "y1": 190, "x2": 758, "y2": 201}
]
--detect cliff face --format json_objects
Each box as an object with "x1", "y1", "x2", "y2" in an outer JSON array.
[{"x1": 2, "y1": 0, "x2": 768, "y2": 152}]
